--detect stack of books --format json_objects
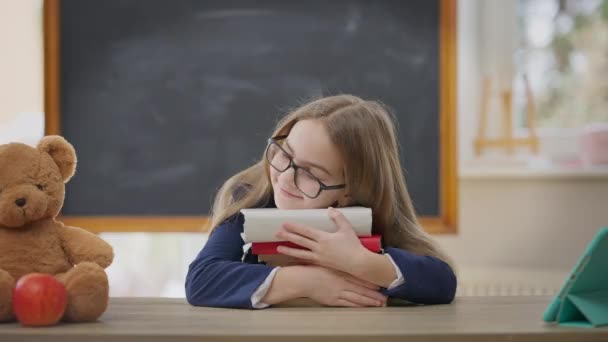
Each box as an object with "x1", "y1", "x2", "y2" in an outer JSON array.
[
  {"x1": 240, "y1": 207, "x2": 381, "y2": 307},
  {"x1": 241, "y1": 207, "x2": 380, "y2": 267}
]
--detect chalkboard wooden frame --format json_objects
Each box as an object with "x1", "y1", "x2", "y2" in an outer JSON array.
[{"x1": 43, "y1": 0, "x2": 458, "y2": 234}]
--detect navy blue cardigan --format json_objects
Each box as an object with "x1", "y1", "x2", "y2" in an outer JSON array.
[{"x1": 185, "y1": 209, "x2": 457, "y2": 309}]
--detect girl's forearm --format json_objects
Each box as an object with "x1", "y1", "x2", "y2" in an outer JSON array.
[
  {"x1": 260, "y1": 266, "x2": 308, "y2": 305},
  {"x1": 349, "y1": 250, "x2": 399, "y2": 288}
]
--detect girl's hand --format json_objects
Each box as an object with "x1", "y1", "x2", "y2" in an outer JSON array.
[
  {"x1": 275, "y1": 207, "x2": 368, "y2": 275},
  {"x1": 299, "y1": 265, "x2": 387, "y2": 307}
]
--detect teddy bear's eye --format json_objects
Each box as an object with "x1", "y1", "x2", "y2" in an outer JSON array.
[{"x1": 36, "y1": 184, "x2": 44, "y2": 191}]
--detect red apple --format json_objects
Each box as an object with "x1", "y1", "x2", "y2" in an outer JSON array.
[{"x1": 12, "y1": 273, "x2": 67, "y2": 326}]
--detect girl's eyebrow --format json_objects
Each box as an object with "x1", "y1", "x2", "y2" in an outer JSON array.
[{"x1": 284, "y1": 140, "x2": 332, "y2": 177}]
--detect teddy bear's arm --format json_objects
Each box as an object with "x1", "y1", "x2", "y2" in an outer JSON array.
[{"x1": 58, "y1": 225, "x2": 114, "y2": 268}]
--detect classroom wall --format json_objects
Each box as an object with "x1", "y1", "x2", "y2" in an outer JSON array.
[
  {"x1": 439, "y1": 0, "x2": 608, "y2": 272},
  {"x1": 455, "y1": 0, "x2": 480, "y2": 168},
  {"x1": 437, "y1": 178, "x2": 608, "y2": 270},
  {"x1": 0, "y1": 0, "x2": 45, "y2": 145},
  {"x1": 2, "y1": 0, "x2": 608, "y2": 296}
]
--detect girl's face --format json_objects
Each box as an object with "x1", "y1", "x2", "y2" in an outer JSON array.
[{"x1": 269, "y1": 120, "x2": 349, "y2": 209}]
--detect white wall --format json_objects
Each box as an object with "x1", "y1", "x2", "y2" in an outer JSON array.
[
  {"x1": 456, "y1": 0, "x2": 481, "y2": 167},
  {"x1": 441, "y1": 0, "x2": 608, "y2": 274},
  {"x1": 0, "y1": 0, "x2": 45, "y2": 145},
  {"x1": 437, "y1": 177, "x2": 608, "y2": 271}
]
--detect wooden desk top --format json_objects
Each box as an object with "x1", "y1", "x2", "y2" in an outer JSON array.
[{"x1": 1, "y1": 296, "x2": 607, "y2": 342}]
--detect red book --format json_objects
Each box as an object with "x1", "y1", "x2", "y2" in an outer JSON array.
[{"x1": 251, "y1": 235, "x2": 382, "y2": 255}]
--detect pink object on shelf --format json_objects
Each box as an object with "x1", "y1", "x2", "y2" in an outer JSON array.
[{"x1": 579, "y1": 123, "x2": 608, "y2": 166}]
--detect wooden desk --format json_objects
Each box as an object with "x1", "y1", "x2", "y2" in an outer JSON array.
[{"x1": 1, "y1": 296, "x2": 607, "y2": 341}]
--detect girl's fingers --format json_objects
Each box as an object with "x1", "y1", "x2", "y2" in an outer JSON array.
[
  {"x1": 276, "y1": 246, "x2": 316, "y2": 261},
  {"x1": 345, "y1": 283, "x2": 387, "y2": 303},
  {"x1": 340, "y1": 291, "x2": 383, "y2": 307},
  {"x1": 282, "y1": 222, "x2": 321, "y2": 241},
  {"x1": 275, "y1": 230, "x2": 317, "y2": 251},
  {"x1": 333, "y1": 299, "x2": 364, "y2": 308},
  {"x1": 328, "y1": 207, "x2": 354, "y2": 232}
]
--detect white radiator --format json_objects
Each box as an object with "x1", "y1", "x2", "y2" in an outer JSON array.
[{"x1": 455, "y1": 267, "x2": 568, "y2": 297}]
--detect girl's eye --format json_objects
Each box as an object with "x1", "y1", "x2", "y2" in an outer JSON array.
[{"x1": 36, "y1": 184, "x2": 44, "y2": 191}]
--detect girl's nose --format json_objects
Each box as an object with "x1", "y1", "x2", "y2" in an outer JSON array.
[{"x1": 279, "y1": 166, "x2": 296, "y2": 185}]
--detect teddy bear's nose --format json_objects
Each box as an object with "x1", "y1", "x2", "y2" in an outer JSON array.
[{"x1": 15, "y1": 198, "x2": 27, "y2": 207}]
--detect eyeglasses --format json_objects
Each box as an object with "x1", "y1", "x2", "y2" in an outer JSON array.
[{"x1": 265, "y1": 135, "x2": 346, "y2": 199}]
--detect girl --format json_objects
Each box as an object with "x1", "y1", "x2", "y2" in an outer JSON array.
[{"x1": 186, "y1": 95, "x2": 456, "y2": 309}]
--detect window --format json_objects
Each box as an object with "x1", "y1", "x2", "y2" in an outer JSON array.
[{"x1": 515, "y1": 0, "x2": 608, "y2": 129}]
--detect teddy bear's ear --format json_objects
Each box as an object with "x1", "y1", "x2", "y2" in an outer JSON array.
[{"x1": 37, "y1": 135, "x2": 77, "y2": 182}]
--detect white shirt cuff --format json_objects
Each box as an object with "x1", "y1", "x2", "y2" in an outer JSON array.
[
  {"x1": 250, "y1": 267, "x2": 281, "y2": 308},
  {"x1": 385, "y1": 254, "x2": 405, "y2": 290}
]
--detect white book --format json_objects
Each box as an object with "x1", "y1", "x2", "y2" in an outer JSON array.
[{"x1": 240, "y1": 207, "x2": 372, "y2": 243}]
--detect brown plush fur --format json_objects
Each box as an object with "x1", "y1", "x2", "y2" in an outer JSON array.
[{"x1": 0, "y1": 136, "x2": 114, "y2": 322}]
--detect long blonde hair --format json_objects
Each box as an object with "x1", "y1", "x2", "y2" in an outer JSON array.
[{"x1": 209, "y1": 95, "x2": 452, "y2": 265}]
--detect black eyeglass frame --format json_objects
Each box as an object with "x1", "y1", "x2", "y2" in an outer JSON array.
[{"x1": 265, "y1": 135, "x2": 346, "y2": 199}]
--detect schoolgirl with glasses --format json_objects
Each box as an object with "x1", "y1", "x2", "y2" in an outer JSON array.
[{"x1": 186, "y1": 95, "x2": 456, "y2": 309}]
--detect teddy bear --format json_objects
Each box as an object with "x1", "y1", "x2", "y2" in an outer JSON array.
[{"x1": 0, "y1": 136, "x2": 114, "y2": 322}]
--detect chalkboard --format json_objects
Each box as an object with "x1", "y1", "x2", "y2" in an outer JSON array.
[{"x1": 57, "y1": 0, "x2": 444, "y2": 218}]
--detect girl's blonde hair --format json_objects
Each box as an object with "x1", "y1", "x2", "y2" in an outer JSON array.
[{"x1": 209, "y1": 94, "x2": 452, "y2": 265}]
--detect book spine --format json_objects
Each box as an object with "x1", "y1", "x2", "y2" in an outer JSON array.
[{"x1": 251, "y1": 235, "x2": 381, "y2": 254}]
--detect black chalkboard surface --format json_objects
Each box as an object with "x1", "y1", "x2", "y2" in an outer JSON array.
[{"x1": 56, "y1": 0, "x2": 448, "y2": 223}]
